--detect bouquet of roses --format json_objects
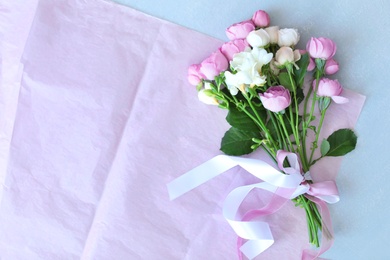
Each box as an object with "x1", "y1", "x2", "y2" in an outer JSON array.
[{"x1": 186, "y1": 9, "x2": 357, "y2": 254}]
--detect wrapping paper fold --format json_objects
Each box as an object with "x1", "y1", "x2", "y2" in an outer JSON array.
[{"x1": 0, "y1": 0, "x2": 365, "y2": 259}]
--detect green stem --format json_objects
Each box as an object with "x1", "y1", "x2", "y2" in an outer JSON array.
[
  {"x1": 301, "y1": 74, "x2": 321, "y2": 171},
  {"x1": 268, "y1": 111, "x2": 285, "y2": 150},
  {"x1": 244, "y1": 93, "x2": 277, "y2": 148},
  {"x1": 301, "y1": 86, "x2": 313, "y2": 171},
  {"x1": 222, "y1": 92, "x2": 265, "y2": 133},
  {"x1": 311, "y1": 203, "x2": 323, "y2": 229},
  {"x1": 260, "y1": 143, "x2": 277, "y2": 162},
  {"x1": 277, "y1": 114, "x2": 294, "y2": 152},
  {"x1": 301, "y1": 196, "x2": 320, "y2": 247},
  {"x1": 287, "y1": 70, "x2": 308, "y2": 170},
  {"x1": 303, "y1": 84, "x2": 313, "y2": 124},
  {"x1": 309, "y1": 108, "x2": 327, "y2": 165},
  {"x1": 222, "y1": 90, "x2": 278, "y2": 155}
]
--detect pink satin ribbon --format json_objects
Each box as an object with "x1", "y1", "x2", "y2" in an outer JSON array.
[
  {"x1": 236, "y1": 151, "x2": 338, "y2": 260},
  {"x1": 236, "y1": 186, "x2": 336, "y2": 260}
]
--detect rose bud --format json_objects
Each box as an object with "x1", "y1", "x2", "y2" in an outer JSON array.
[
  {"x1": 187, "y1": 64, "x2": 204, "y2": 86},
  {"x1": 199, "y1": 50, "x2": 229, "y2": 80},
  {"x1": 313, "y1": 78, "x2": 348, "y2": 104},
  {"x1": 275, "y1": 46, "x2": 295, "y2": 67},
  {"x1": 265, "y1": 26, "x2": 279, "y2": 44},
  {"x1": 278, "y1": 28, "x2": 300, "y2": 47},
  {"x1": 307, "y1": 58, "x2": 316, "y2": 71},
  {"x1": 252, "y1": 10, "x2": 270, "y2": 27},
  {"x1": 220, "y1": 39, "x2": 249, "y2": 61},
  {"x1": 198, "y1": 89, "x2": 219, "y2": 106},
  {"x1": 325, "y1": 58, "x2": 339, "y2": 75},
  {"x1": 246, "y1": 29, "x2": 270, "y2": 48}
]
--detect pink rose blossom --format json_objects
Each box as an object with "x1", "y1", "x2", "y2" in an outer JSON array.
[
  {"x1": 297, "y1": 50, "x2": 315, "y2": 71},
  {"x1": 260, "y1": 85, "x2": 291, "y2": 112},
  {"x1": 226, "y1": 20, "x2": 255, "y2": 40},
  {"x1": 187, "y1": 64, "x2": 204, "y2": 86},
  {"x1": 220, "y1": 39, "x2": 249, "y2": 61},
  {"x1": 252, "y1": 10, "x2": 270, "y2": 27},
  {"x1": 306, "y1": 37, "x2": 337, "y2": 60},
  {"x1": 199, "y1": 50, "x2": 229, "y2": 80},
  {"x1": 325, "y1": 58, "x2": 339, "y2": 75},
  {"x1": 298, "y1": 49, "x2": 306, "y2": 55},
  {"x1": 307, "y1": 58, "x2": 315, "y2": 71},
  {"x1": 313, "y1": 78, "x2": 348, "y2": 104}
]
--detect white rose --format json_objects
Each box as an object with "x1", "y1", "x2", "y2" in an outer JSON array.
[
  {"x1": 224, "y1": 69, "x2": 267, "y2": 95},
  {"x1": 230, "y1": 51, "x2": 254, "y2": 71},
  {"x1": 278, "y1": 28, "x2": 300, "y2": 47},
  {"x1": 250, "y1": 47, "x2": 273, "y2": 71},
  {"x1": 293, "y1": 49, "x2": 301, "y2": 62},
  {"x1": 224, "y1": 71, "x2": 241, "y2": 95},
  {"x1": 275, "y1": 46, "x2": 295, "y2": 67},
  {"x1": 251, "y1": 48, "x2": 273, "y2": 65},
  {"x1": 244, "y1": 68, "x2": 267, "y2": 87},
  {"x1": 225, "y1": 47, "x2": 272, "y2": 95},
  {"x1": 264, "y1": 26, "x2": 279, "y2": 44},
  {"x1": 246, "y1": 29, "x2": 270, "y2": 48},
  {"x1": 198, "y1": 89, "x2": 219, "y2": 105}
]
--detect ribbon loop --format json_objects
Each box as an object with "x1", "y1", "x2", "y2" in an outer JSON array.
[
  {"x1": 276, "y1": 150, "x2": 302, "y2": 175},
  {"x1": 307, "y1": 181, "x2": 340, "y2": 204}
]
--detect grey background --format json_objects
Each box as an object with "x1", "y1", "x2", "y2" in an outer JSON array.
[{"x1": 111, "y1": 0, "x2": 390, "y2": 259}]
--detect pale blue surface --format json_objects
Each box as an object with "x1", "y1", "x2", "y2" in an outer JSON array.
[{"x1": 112, "y1": 0, "x2": 390, "y2": 259}]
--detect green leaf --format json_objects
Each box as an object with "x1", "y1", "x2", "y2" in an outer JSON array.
[
  {"x1": 280, "y1": 113, "x2": 301, "y2": 134},
  {"x1": 226, "y1": 106, "x2": 259, "y2": 132},
  {"x1": 320, "y1": 139, "x2": 330, "y2": 156},
  {"x1": 326, "y1": 129, "x2": 357, "y2": 157},
  {"x1": 295, "y1": 53, "x2": 310, "y2": 87},
  {"x1": 220, "y1": 127, "x2": 261, "y2": 155},
  {"x1": 278, "y1": 72, "x2": 293, "y2": 91}
]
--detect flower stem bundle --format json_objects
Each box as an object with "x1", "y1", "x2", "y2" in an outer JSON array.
[{"x1": 187, "y1": 9, "x2": 357, "y2": 251}]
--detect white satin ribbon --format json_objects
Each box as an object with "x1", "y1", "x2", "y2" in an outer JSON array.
[{"x1": 167, "y1": 155, "x2": 303, "y2": 200}]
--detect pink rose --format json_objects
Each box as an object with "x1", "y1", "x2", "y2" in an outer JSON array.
[
  {"x1": 259, "y1": 85, "x2": 291, "y2": 112},
  {"x1": 252, "y1": 10, "x2": 270, "y2": 27},
  {"x1": 226, "y1": 20, "x2": 255, "y2": 40},
  {"x1": 313, "y1": 78, "x2": 348, "y2": 103},
  {"x1": 295, "y1": 49, "x2": 315, "y2": 71},
  {"x1": 220, "y1": 39, "x2": 249, "y2": 61},
  {"x1": 307, "y1": 58, "x2": 315, "y2": 71},
  {"x1": 187, "y1": 64, "x2": 204, "y2": 86},
  {"x1": 306, "y1": 37, "x2": 337, "y2": 60},
  {"x1": 324, "y1": 58, "x2": 339, "y2": 75},
  {"x1": 199, "y1": 50, "x2": 229, "y2": 80}
]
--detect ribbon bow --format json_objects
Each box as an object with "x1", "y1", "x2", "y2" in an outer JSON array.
[{"x1": 167, "y1": 152, "x2": 339, "y2": 259}]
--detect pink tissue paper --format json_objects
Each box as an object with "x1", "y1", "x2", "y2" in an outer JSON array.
[{"x1": 0, "y1": 0, "x2": 365, "y2": 259}]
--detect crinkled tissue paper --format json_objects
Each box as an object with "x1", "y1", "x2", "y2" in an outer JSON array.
[{"x1": 0, "y1": 0, "x2": 365, "y2": 259}]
